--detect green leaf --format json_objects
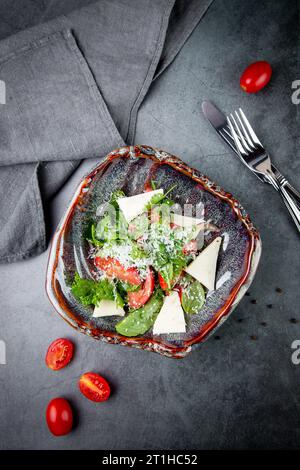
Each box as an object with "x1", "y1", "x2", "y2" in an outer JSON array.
[
  {"x1": 110, "y1": 189, "x2": 126, "y2": 208},
  {"x1": 116, "y1": 289, "x2": 163, "y2": 337},
  {"x1": 71, "y1": 273, "x2": 124, "y2": 307},
  {"x1": 144, "y1": 183, "x2": 177, "y2": 210},
  {"x1": 86, "y1": 223, "x2": 104, "y2": 247},
  {"x1": 150, "y1": 179, "x2": 157, "y2": 190},
  {"x1": 181, "y1": 280, "x2": 205, "y2": 315},
  {"x1": 96, "y1": 215, "x2": 117, "y2": 242},
  {"x1": 159, "y1": 262, "x2": 173, "y2": 289},
  {"x1": 117, "y1": 280, "x2": 140, "y2": 294},
  {"x1": 128, "y1": 213, "x2": 149, "y2": 240}
]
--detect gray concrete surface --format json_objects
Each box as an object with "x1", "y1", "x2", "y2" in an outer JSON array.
[{"x1": 0, "y1": 0, "x2": 299, "y2": 450}]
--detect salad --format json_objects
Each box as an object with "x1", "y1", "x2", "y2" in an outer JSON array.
[{"x1": 71, "y1": 183, "x2": 221, "y2": 337}]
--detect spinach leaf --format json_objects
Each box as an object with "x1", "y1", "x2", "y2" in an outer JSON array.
[
  {"x1": 181, "y1": 280, "x2": 205, "y2": 315},
  {"x1": 116, "y1": 289, "x2": 163, "y2": 337}
]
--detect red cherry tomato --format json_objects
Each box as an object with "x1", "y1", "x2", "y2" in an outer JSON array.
[
  {"x1": 45, "y1": 338, "x2": 74, "y2": 371},
  {"x1": 79, "y1": 372, "x2": 111, "y2": 402},
  {"x1": 158, "y1": 272, "x2": 169, "y2": 291},
  {"x1": 127, "y1": 268, "x2": 154, "y2": 309},
  {"x1": 240, "y1": 61, "x2": 272, "y2": 93},
  {"x1": 95, "y1": 256, "x2": 141, "y2": 285},
  {"x1": 46, "y1": 398, "x2": 73, "y2": 436}
]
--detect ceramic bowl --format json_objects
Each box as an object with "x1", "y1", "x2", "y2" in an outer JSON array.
[{"x1": 46, "y1": 145, "x2": 261, "y2": 358}]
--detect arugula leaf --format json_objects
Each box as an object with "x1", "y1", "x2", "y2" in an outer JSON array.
[
  {"x1": 150, "y1": 179, "x2": 157, "y2": 190},
  {"x1": 71, "y1": 273, "x2": 124, "y2": 307},
  {"x1": 110, "y1": 189, "x2": 126, "y2": 208},
  {"x1": 145, "y1": 184, "x2": 177, "y2": 210},
  {"x1": 159, "y1": 262, "x2": 173, "y2": 290},
  {"x1": 86, "y1": 223, "x2": 104, "y2": 247}
]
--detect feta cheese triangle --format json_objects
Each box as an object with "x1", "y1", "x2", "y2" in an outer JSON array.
[
  {"x1": 93, "y1": 299, "x2": 125, "y2": 318},
  {"x1": 184, "y1": 236, "x2": 222, "y2": 291},
  {"x1": 117, "y1": 189, "x2": 163, "y2": 223},
  {"x1": 153, "y1": 291, "x2": 186, "y2": 335}
]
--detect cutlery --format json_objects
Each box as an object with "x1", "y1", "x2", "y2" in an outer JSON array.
[
  {"x1": 227, "y1": 108, "x2": 300, "y2": 232},
  {"x1": 202, "y1": 101, "x2": 300, "y2": 232},
  {"x1": 202, "y1": 100, "x2": 277, "y2": 185}
]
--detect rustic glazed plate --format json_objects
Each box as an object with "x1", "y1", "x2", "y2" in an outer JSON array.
[{"x1": 46, "y1": 145, "x2": 261, "y2": 358}]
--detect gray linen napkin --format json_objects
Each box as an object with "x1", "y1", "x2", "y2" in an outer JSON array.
[{"x1": 0, "y1": 0, "x2": 213, "y2": 263}]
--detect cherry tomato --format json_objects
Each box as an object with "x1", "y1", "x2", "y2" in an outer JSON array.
[
  {"x1": 79, "y1": 372, "x2": 111, "y2": 402},
  {"x1": 95, "y1": 256, "x2": 141, "y2": 285},
  {"x1": 46, "y1": 398, "x2": 73, "y2": 436},
  {"x1": 45, "y1": 338, "x2": 74, "y2": 371},
  {"x1": 127, "y1": 268, "x2": 154, "y2": 308},
  {"x1": 182, "y1": 239, "x2": 198, "y2": 255},
  {"x1": 240, "y1": 61, "x2": 272, "y2": 93},
  {"x1": 158, "y1": 272, "x2": 169, "y2": 291}
]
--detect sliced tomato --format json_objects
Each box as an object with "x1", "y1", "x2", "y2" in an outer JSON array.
[
  {"x1": 182, "y1": 239, "x2": 198, "y2": 255},
  {"x1": 95, "y1": 256, "x2": 141, "y2": 285},
  {"x1": 158, "y1": 272, "x2": 169, "y2": 291},
  {"x1": 46, "y1": 398, "x2": 73, "y2": 436},
  {"x1": 127, "y1": 267, "x2": 155, "y2": 308},
  {"x1": 45, "y1": 338, "x2": 74, "y2": 371},
  {"x1": 79, "y1": 372, "x2": 111, "y2": 402}
]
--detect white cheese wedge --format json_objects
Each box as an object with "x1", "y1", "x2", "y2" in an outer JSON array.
[
  {"x1": 153, "y1": 291, "x2": 186, "y2": 335},
  {"x1": 184, "y1": 236, "x2": 222, "y2": 291},
  {"x1": 93, "y1": 300, "x2": 125, "y2": 318},
  {"x1": 117, "y1": 189, "x2": 163, "y2": 223}
]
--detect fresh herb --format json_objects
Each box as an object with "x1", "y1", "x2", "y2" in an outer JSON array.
[
  {"x1": 158, "y1": 262, "x2": 173, "y2": 290},
  {"x1": 86, "y1": 223, "x2": 104, "y2": 247},
  {"x1": 71, "y1": 273, "x2": 124, "y2": 307},
  {"x1": 150, "y1": 179, "x2": 157, "y2": 190},
  {"x1": 110, "y1": 189, "x2": 126, "y2": 208},
  {"x1": 145, "y1": 183, "x2": 177, "y2": 210}
]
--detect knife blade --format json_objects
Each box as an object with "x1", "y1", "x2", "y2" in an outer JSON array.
[{"x1": 201, "y1": 100, "x2": 268, "y2": 184}]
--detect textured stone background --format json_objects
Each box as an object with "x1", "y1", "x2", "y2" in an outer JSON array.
[{"x1": 0, "y1": 0, "x2": 299, "y2": 450}]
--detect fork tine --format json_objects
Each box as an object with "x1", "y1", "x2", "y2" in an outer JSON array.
[
  {"x1": 227, "y1": 115, "x2": 247, "y2": 155},
  {"x1": 239, "y1": 108, "x2": 263, "y2": 147},
  {"x1": 219, "y1": 129, "x2": 238, "y2": 152},
  {"x1": 235, "y1": 110, "x2": 255, "y2": 149},
  {"x1": 230, "y1": 113, "x2": 252, "y2": 152}
]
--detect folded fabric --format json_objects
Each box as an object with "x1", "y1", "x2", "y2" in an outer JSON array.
[{"x1": 0, "y1": 0, "x2": 213, "y2": 263}]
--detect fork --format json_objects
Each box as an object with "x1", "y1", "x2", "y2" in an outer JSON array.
[{"x1": 227, "y1": 109, "x2": 300, "y2": 232}]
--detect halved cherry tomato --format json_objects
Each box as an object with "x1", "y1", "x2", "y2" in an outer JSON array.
[
  {"x1": 240, "y1": 61, "x2": 272, "y2": 93},
  {"x1": 182, "y1": 239, "x2": 198, "y2": 255},
  {"x1": 45, "y1": 338, "x2": 74, "y2": 371},
  {"x1": 95, "y1": 256, "x2": 141, "y2": 285},
  {"x1": 158, "y1": 272, "x2": 169, "y2": 291},
  {"x1": 79, "y1": 372, "x2": 111, "y2": 402},
  {"x1": 127, "y1": 267, "x2": 154, "y2": 308},
  {"x1": 46, "y1": 398, "x2": 73, "y2": 436}
]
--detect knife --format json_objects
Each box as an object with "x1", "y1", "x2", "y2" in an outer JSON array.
[{"x1": 201, "y1": 100, "x2": 275, "y2": 185}]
